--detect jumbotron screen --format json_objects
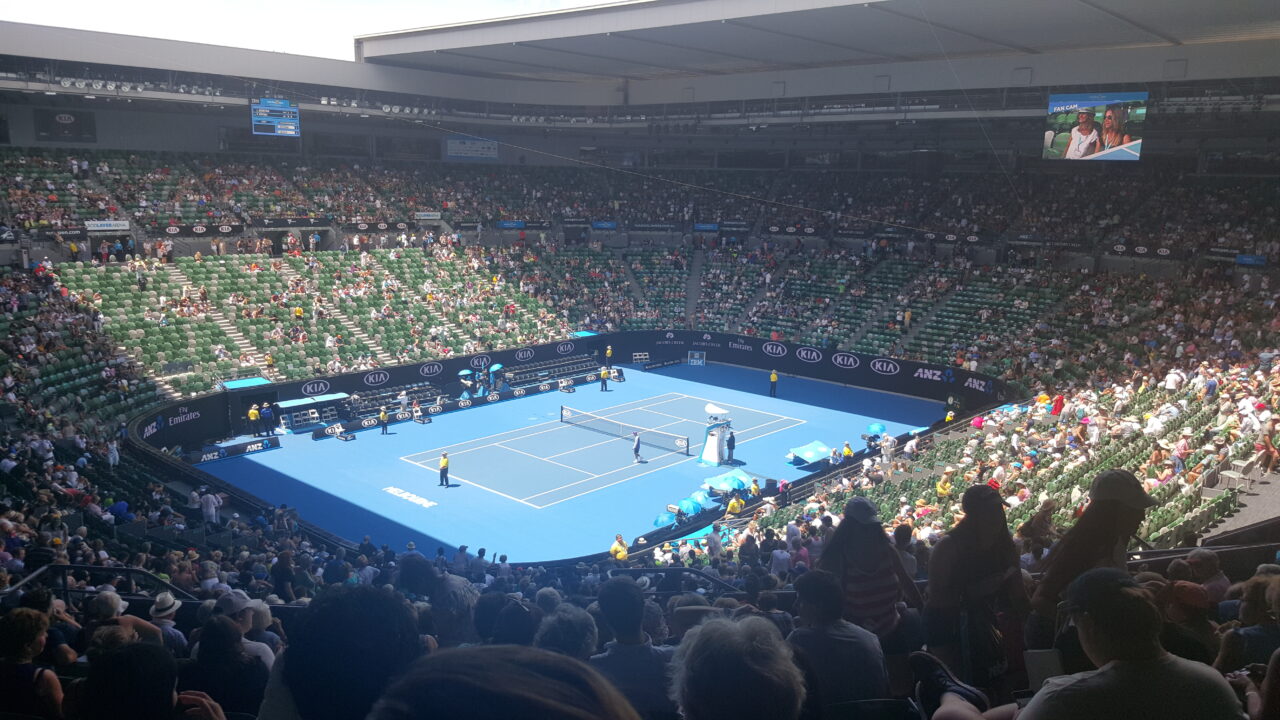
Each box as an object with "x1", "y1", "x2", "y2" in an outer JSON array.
[
  {"x1": 251, "y1": 98, "x2": 301, "y2": 137},
  {"x1": 1043, "y1": 92, "x2": 1147, "y2": 161}
]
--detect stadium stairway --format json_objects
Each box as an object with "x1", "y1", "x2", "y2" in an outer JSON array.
[
  {"x1": 620, "y1": 249, "x2": 647, "y2": 307},
  {"x1": 275, "y1": 261, "x2": 395, "y2": 366},
  {"x1": 890, "y1": 284, "x2": 961, "y2": 350},
  {"x1": 684, "y1": 248, "x2": 706, "y2": 325},
  {"x1": 161, "y1": 263, "x2": 279, "y2": 382}
]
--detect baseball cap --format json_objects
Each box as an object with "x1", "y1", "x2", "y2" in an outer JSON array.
[
  {"x1": 1061, "y1": 567, "x2": 1140, "y2": 614},
  {"x1": 1089, "y1": 469, "x2": 1157, "y2": 510},
  {"x1": 214, "y1": 589, "x2": 253, "y2": 616},
  {"x1": 843, "y1": 496, "x2": 880, "y2": 524}
]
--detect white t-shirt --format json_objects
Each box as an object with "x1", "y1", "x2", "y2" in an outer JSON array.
[
  {"x1": 1018, "y1": 653, "x2": 1245, "y2": 720},
  {"x1": 1065, "y1": 124, "x2": 1099, "y2": 159}
]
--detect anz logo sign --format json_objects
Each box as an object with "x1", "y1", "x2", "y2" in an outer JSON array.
[
  {"x1": 762, "y1": 342, "x2": 787, "y2": 358},
  {"x1": 515, "y1": 348, "x2": 535, "y2": 362},
  {"x1": 301, "y1": 380, "x2": 331, "y2": 396},
  {"x1": 470, "y1": 355, "x2": 492, "y2": 369},
  {"x1": 363, "y1": 371, "x2": 391, "y2": 387},
  {"x1": 419, "y1": 362, "x2": 443, "y2": 377},
  {"x1": 965, "y1": 377, "x2": 994, "y2": 393},
  {"x1": 914, "y1": 368, "x2": 955, "y2": 383},
  {"x1": 870, "y1": 358, "x2": 901, "y2": 376},
  {"x1": 795, "y1": 347, "x2": 822, "y2": 363},
  {"x1": 200, "y1": 449, "x2": 227, "y2": 463},
  {"x1": 832, "y1": 353, "x2": 860, "y2": 370},
  {"x1": 556, "y1": 342, "x2": 575, "y2": 355}
]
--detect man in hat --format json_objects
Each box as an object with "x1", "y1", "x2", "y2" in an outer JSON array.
[
  {"x1": 909, "y1": 567, "x2": 1244, "y2": 720},
  {"x1": 247, "y1": 404, "x2": 261, "y2": 437},
  {"x1": 194, "y1": 590, "x2": 274, "y2": 669},
  {"x1": 1173, "y1": 427, "x2": 1193, "y2": 474},
  {"x1": 150, "y1": 591, "x2": 188, "y2": 657},
  {"x1": 379, "y1": 406, "x2": 390, "y2": 435},
  {"x1": 769, "y1": 369, "x2": 778, "y2": 398}
]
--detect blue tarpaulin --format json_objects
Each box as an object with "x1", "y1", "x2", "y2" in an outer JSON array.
[
  {"x1": 787, "y1": 440, "x2": 832, "y2": 465},
  {"x1": 702, "y1": 468, "x2": 752, "y2": 491}
]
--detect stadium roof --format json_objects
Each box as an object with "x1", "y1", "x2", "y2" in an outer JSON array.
[{"x1": 355, "y1": 0, "x2": 1280, "y2": 82}]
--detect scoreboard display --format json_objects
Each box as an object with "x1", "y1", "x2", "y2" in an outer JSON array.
[{"x1": 251, "y1": 98, "x2": 300, "y2": 137}]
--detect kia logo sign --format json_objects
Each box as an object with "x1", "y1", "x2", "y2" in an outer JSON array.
[
  {"x1": 946, "y1": 234, "x2": 957, "y2": 241},
  {"x1": 556, "y1": 342, "x2": 575, "y2": 355},
  {"x1": 1113, "y1": 244, "x2": 1126, "y2": 252},
  {"x1": 395, "y1": 223, "x2": 407, "y2": 230},
  {"x1": 470, "y1": 355, "x2": 492, "y2": 369},
  {"x1": 458, "y1": 399, "x2": 473, "y2": 408},
  {"x1": 796, "y1": 347, "x2": 822, "y2": 363},
  {"x1": 301, "y1": 380, "x2": 331, "y2": 396},
  {"x1": 486, "y1": 393, "x2": 500, "y2": 402},
  {"x1": 419, "y1": 362, "x2": 443, "y2": 377},
  {"x1": 218, "y1": 225, "x2": 232, "y2": 233},
  {"x1": 515, "y1": 348, "x2": 535, "y2": 362},
  {"x1": 427, "y1": 405, "x2": 443, "y2": 414},
  {"x1": 56, "y1": 113, "x2": 76, "y2": 124},
  {"x1": 513, "y1": 388, "x2": 527, "y2": 397},
  {"x1": 1156, "y1": 248, "x2": 1170, "y2": 256},
  {"x1": 870, "y1": 358, "x2": 901, "y2": 376},
  {"x1": 165, "y1": 226, "x2": 180, "y2": 234},
  {"x1": 768, "y1": 226, "x2": 780, "y2": 233},
  {"x1": 377, "y1": 223, "x2": 388, "y2": 230},
  {"x1": 832, "y1": 353, "x2": 860, "y2": 370},
  {"x1": 762, "y1": 342, "x2": 787, "y2": 358},
  {"x1": 1135, "y1": 246, "x2": 1148, "y2": 254},
  {"x1": 363, "y1": 370, "x2": 391, "y2": 387},
  {"x1": 357, "y1": 223, "x2": 369, "y2": 230},
  {"x1": 193, "y1": 225, "x2": 207, "y2": 234},
  {"x1": 538, "y1": 383, "x2": 551, "y2": 391}
]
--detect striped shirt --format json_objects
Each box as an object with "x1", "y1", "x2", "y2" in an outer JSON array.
[{"x1": 838, "y1": 550, "x2": 903, "y2": 637}]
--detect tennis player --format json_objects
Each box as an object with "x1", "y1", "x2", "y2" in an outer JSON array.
[{"x1": 632, "y1": 432, "x2": 642, "y2": 463}]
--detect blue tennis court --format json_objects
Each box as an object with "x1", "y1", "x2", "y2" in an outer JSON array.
[
  {"x1": 199, "y1": 364, "x2": 942, "y2": 561},
  {"x1": 400, "y1": 393, "x2": 803, "y2": 509}
]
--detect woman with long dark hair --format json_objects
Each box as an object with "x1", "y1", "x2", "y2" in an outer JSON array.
[
  {"x1": 925, "y1": 485, "x2": 1029, "y2": 691},
  {"x1": 178, "y1": 615, "x2": 269, "y2": 714},
  {"x1": 1026, "y1": 469, "x2": 1155, "y2": 661},
  {"x1": 818, "y1": 496, "x2": 924, "y2": 696}
]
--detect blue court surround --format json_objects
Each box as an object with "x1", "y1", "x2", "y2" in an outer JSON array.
[{"x1": 199, "y1": 364, "x2": 942, "y2": 562}]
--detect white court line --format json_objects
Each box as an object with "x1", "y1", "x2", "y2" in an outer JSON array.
[
  {"x1": 400, "y1": 462, "x2": 541, "y2": 508},
  {"x1": 520, "y1": 414, "x2": 801, "y2": 505},
  {"x1": 533, "y1": 416, "x2": 807, "y2": 508},
  {"x1": 398, "y1": 393, "x2": 686, "y2": 461},
  {"x1": 672, "y1": 393, "x2": 806, "y2": 423},
  {"x1": 496, "y1": 443, "x2": 597, "y2": 475}
]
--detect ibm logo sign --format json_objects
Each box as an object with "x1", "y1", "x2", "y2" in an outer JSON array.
[
  {"x1": 470, "y1": 355, "x2": 492, "y2": 369},
  {"x1": 832, "y1": 353, "x2": 860, "y2": 370},
  {"x1": 870, "y1": 359, "x2": 901, "y2": 376},
  {"x1": 556, "y1": 342, "x2": 575, "y2": 355},
  {"x1": 762, "y1": 342, "x2": 787, "y2": 358},
  {"x1": 301, "y1": 380, "x2": 332, "y2": 396},
  {"x1": 363, "y1": 371, "x2": 391, "y2": 387},
  {"x1": 515, "y1": 348, "x2": 535, "y2": 362},
  {"x1": 419, "y1": 362, "x2": 443, "y2": 377},
  {"x1": 795, "y1": 347, "x2": 822, "y2": 363}
]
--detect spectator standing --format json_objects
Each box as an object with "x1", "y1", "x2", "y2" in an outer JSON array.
[{"x1": 0, "y1": 607, "x2": 63, "y2": 719}]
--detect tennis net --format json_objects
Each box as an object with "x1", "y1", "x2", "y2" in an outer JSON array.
[{"x1": 559, "y1": 405, "x2": 691, "y2": 455}]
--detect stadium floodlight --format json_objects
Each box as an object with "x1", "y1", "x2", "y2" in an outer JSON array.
[
  {"x1": 106, "y1": 82, "x2": 116, "y2": 91},
  {"x1": 74, "y1": 79, "x2": 86, "y2": 89},
  {"x1": 392, "y1": 105, "x2": 401, "y2": 113},
  {"x1": 92, "y1": 80, "x2": 103, "y2": 90},
  {"x1": 59, "y1": 78, "x2": 72, "y2": 88},
  {"x1": 120, "y1": 82, "x2": 131, "y2": 91},
  {"x1": 381, "y1": 104, "x2": 392, "y2": 113}
]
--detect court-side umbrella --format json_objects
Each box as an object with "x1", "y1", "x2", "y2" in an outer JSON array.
[
  {"x1": 691, "y1": 490, "x2": 718, "y2": 509},
  {"x1": 702, "y1": 468, "x2": 751, "y2": 492},
  {"x1": 867, "y1": 422, "x2": 887, "y2": 435},
  {"x1": 677, "y1": 498, "x2": 701, "y2": 515},
  {"x1": 653, "y1": 512, "x2": 676, "y2": 527},
  {"x1": 489, "y1": 363, "x2": 504, "y2": 372},
  {"x1": 457, "y1": 369, "x2": 473, "y2": 376}
]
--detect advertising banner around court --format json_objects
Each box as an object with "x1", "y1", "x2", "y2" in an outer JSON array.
[
  {"x1": 1106, "y1": 243, "x2": 1182, "y2": 260},
  {"x1": 341, "y1": 221, "x2": 417, "y2": 233},
  {"x1": 143, "y1": 331, "x2": 1005, "y2": 448},
  {"x1": 605, "y1": 331, "x2": 1008, "y2": 409},
  {"x1": 250, "y1": 216, "x2": 332, "y2": 228},
  {"x1": 185, "y1": 436, "x2": 280, "y2": 464},
  {"x1": 152, "y1": 223, "x2": 245, "y2": 237}
]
